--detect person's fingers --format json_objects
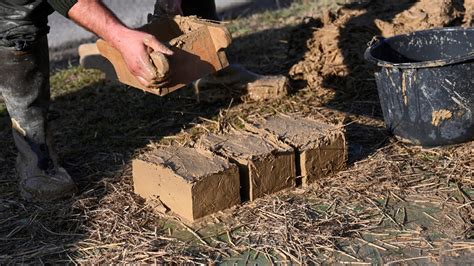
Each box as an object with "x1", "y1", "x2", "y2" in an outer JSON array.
[
  {"x1": 144, "y1": 36, "x2": 173, "y2": 55},
  {"x1": 137, "y1": 76, "x2": 151, "y2": 87},
  {"x1": 149, "y1": 52, "x2": 171, "y2": 79},
  {"x1": 136, "y1": 53, "x2": 158, "y2": 81}
]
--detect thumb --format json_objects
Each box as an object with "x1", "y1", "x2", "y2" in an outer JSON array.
[{"x1": 143, "y1": 36, "x2": 173, "y2": 56}]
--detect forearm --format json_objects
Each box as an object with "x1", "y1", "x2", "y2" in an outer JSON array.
[
  {"x1": 67, "y1": 0, "x2": 173, "y2": 87},
  {"x1": 68, "y1": 0, "x2": 129, "y2": 49}
]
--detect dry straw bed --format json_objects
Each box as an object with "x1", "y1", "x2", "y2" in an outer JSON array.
[{"x1": 1, "y1": 0, "x2": 473, "y2": 263}]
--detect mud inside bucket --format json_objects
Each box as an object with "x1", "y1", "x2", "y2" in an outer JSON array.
[{"x1": 365, "y1": 27, "x2": 474, "y2": 147}]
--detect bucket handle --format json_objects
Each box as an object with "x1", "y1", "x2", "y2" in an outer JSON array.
[
  {"x1": 367, "y1": 35, "x2": 385, "y2": 47},
  {"x1": 365, "y1": 36, "x2": 385, "y2": 65}
]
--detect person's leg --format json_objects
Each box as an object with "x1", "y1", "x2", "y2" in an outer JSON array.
[
  {"x1": 181, "y1": 0, "x2": 219, "y2": 20},
  {"x1": 153, "y1": 0, "x2": 219, "y2": 20},
  {"x1": 0, "y1": 36, "x2": 76, "y2": 201}
]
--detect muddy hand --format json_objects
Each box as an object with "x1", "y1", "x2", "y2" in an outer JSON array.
[
  {"x1": 147, "y1": 47, "x2": 172, "y2": 88},
  {"x1": 111, "y1": 28, "x2": 173, "y2": 87},
  {"x1": 132, "y1": 34, "x2": 173, "y2": 87}
]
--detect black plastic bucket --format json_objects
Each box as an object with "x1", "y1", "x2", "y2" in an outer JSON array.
[{"x1": 365, "y1": 27, "x2": 474, "y2": 146}]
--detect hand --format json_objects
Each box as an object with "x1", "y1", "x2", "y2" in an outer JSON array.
[{"x1": 112, "y1": 28, "x2": 173, "y2": 87}]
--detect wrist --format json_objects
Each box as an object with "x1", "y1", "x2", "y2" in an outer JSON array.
[{"x1": 106, "y1": 25, "x2": 132, "y2": 50}]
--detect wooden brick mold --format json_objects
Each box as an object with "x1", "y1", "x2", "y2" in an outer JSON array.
[
  {"x1": 251, "y1": 115, "x2": 347, "y2": 186},
  {"x1": 132, "y1": 146, "x2": 240, "y2": 221},
  {"x1": 199, "y1": 132, "x2": 296, "y2": 201},
  {"x1": 97, "y1": 16, "x2": 232, "y2": 96}
]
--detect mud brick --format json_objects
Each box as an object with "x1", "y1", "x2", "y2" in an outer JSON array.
[
  {"x1": 132, "y1": 147, "x2": 240, "y2": 221},
  {"x1": 254, "y1": 115, "x2": 347, "y2": 186},
  {"x1": 78, "y1": 43, "x2": 118, "y2": 83},
  {"x1": 199, "y1": 132, "x2": 296, "y2": 201}
]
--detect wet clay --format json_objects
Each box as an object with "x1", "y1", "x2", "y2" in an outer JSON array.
[
  {"x1": 290, "y1": 0, "x2": 470, "y2": 89},
  {"x1": 375, "y1": 0, "x2": 465, "y2": 37},
  {"x1": 432, "y1": 109, "x2": 453, "y2": 126},
  {"x1": 198, "y1": 132, "x2": 296, "y2": 201},
  {"x1": 187, "y1": 64, "x2": 289, "y2": 103},
  {"x1": 133, "y1": 146, "x2": 240, "y2": 221},
  {"x1": 252, "y1": 115, "x2": 347, "y2": 186},
  {"x1": 246, "y1": 75, "x2": 289, "y2": 101}
]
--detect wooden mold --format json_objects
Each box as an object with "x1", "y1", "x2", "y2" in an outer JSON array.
[{"x1": 96, "y1": 16, "x2": 232, "y2": 96}]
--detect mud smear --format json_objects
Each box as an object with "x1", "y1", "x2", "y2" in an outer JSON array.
[
  {"x1": 141, "y1": 146, "x2": 232, "y2": 183},
  {"x1": 134, "y1": 146, "x2": 240, "y2": 221},
  {"x1": 289, "y1": 0, "x2": 470, "y2": 91},
  {"x1": 432, "y1": 109, "x2": 453, "y2": 126},
  {"x1": 199, "y1": 132, "x2": 296, "y2": 201},
  {"x1": 250, "y1": 115, "x2": 347, "y2": 186}
]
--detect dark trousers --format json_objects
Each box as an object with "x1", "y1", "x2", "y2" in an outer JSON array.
[
  {"x1": 182, "y1": 0, "x2": 219, "y2": 20},
  {"x1": 0, "y1": 36, "x2": 54, "y2": 170}
]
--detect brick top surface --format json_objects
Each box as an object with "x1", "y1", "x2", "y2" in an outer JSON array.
[
  {"x1": 199, "y1": 132, "x2": 292, "y2": 160},
  {"x1": 140, "y1": 147, "x2": 232, "y2": 183},
  {"x1": 258, "y1": 115, "x2": 343, "y2": 150}
]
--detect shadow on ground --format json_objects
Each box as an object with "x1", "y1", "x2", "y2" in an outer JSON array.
[
  {"x1": 0, "y1": 11, "x2": 319, "y2": 263},
  {"x1": 5, "y1": 0, "x2": 466, "y2": 261},
  {"x1": 218, "y1": 0, "x2": 295, "y2": 19},
  {"x1": 323, "y1": 1, "x2": 420, "y2": 161}
]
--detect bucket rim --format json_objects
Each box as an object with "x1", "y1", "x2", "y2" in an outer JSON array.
[{"x1": 365, "y1": 27, "x2": 474, "y2": 69}]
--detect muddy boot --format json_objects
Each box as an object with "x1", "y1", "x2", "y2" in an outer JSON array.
[{"x1": 0, "y1": 37, "x2": 77, "y2": 202}]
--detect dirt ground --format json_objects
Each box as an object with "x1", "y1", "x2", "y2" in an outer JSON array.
[{"x1": 0, "y1": 0, "x2": 473, "y2": 263}]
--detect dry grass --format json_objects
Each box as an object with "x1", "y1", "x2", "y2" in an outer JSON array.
[{"x1": 0, "y1": 0, "x2": 473, "y2": 264}]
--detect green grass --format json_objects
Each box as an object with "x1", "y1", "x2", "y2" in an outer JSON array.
[
  {"x1": 0, "y1": 103, "x2": 5, "y2": 116},
  {"x1": 50, "y1": 67, "x2": 104, "y2": 97},
  {"x1": 227, "y1": 0, "x2": 338, "y2": 37}
]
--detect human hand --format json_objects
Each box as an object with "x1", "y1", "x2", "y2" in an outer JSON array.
[{"x1": 112, "y1": 28, "x2": 173, "y2": 87}]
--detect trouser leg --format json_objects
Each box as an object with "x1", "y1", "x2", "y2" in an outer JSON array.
[
  {"x1": 181, "y1": 0, "x2": 219, "y2": 20},
  {"x1": 0, "y1": 37, "x2": 50, "y2": 165},
  {"x1": 0, "y1": 36, "x2": 76, "y2": 201},
  {"x1": 153, "y1": 0, "x2": 219, "y2": 20}
]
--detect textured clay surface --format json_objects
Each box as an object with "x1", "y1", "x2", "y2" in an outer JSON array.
[
  {"x1": 246, "y1": 75, "x2": 289, "y2": 101},
  {"x1": 290, "y1": 0, "x2": 471, "y2": 89},
  {"x1": 199, "y1": 132, "x2": 296, "y2": 201},
  {"x1": 374, "y1": 0, "x2": 466, "y2": 37},
  {"x1": 133, "y1": 146, "x2": 240, "y2": 221},
  {"x1": 255, "y1": 115, "x2": 347, "y2": 186},
  {"x1": 187, "y1": 64, "x2": 289, "y2": 103}
]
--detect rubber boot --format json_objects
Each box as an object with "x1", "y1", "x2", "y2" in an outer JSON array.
[{"x1": 0, "y1": 37, "x2": 77, "y2": 202}]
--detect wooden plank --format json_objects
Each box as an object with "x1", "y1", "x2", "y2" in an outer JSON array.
[{"x1": 96, "y1": 16, "x2": 231, "y2": 96}]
